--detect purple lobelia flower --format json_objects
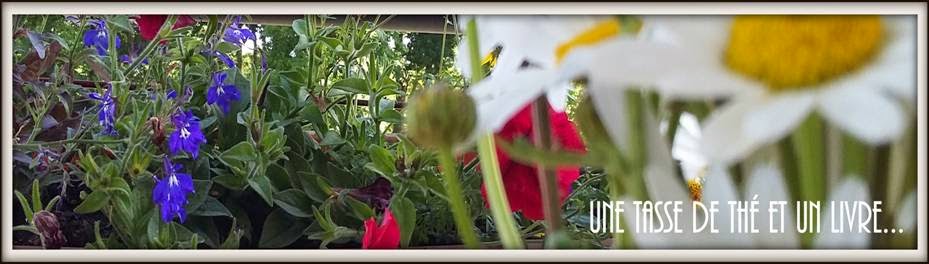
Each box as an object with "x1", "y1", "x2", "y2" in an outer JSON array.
[
  {"x1": 168, "y1": 109, "x2": 207, "y2": 159},
  {"x1": 83, "y1": 19, "x2": 121, "y2": 57},
  {"x1": 206, "y1": 72, "x2": 241, "y2": 114},
  {"x1": 153, "y1": 156, "x2": 194, "y2": 223},
  {"x1": 222, "y1": 16, "x2": 256, "y2": 46},
  {"x1": 204, "y1": 50, "x2": 237, "y2": 68},
  {"x1": 88, "y1": 85, "x2": 118, "y2": 136}
]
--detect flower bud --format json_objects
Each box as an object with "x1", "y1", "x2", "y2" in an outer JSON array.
[
  {"x1": 405, "y1": 85, "x2": 477, "y2": 149},
  {"x1": 33, "y1": 210, "x2": 67, "y2": 249}
]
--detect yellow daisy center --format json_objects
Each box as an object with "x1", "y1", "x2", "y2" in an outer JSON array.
[
  {"x1": 555, "y1": 19, "x2": 622, "y2": 64},
  {"x1": 687, "y1": 178, "x2": 703, "y2": 202},
  {"x1": 724, "y1": 15, "x2": 884, "y2": 91}
]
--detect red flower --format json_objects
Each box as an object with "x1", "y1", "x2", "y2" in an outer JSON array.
[
  {"x1": 136, "y1": 15, "x2": 197, "y2": 41},
  {"x1": 362, "y1": 210, "x2": 401, "y2": 249},
  {"x1": 478, "y1": 102, "x2": 586, "y2": 220}
]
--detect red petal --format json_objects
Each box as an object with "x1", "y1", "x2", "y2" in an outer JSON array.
[
  {"x1": 361, "y1": 217, "x2": 378, "y2": 249},
  {"x1": 479, "y1": 102, "x2": 586, "y2": 221},
  {"x1": 136, "y1": 15, "x2": 167, "y2": 41},
  {"x1": 173, "y1": 15, "x2": 197, "y2": 29},
  {"x1": 363, "y1": 210, "x2": 401, "y2": 249},
  {"x1": 136, "y1": 15, "x2": 198, "y2": 41}
]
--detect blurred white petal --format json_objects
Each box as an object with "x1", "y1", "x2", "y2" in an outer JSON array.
[
  {"x1": 818, "y1": 85, "x2": 904, "y2": 145},
  {"x1": 587, "y1": 82, "x2": 632, "y2": 155},
  {"x1": 672, "y1": 113, "x2": 708, "y2": 181},
  {"x1": 701, "y1": 164, "x2": 753, "y2": 248},
  {"x1": 700, "y1": 92, "x2": 767, "y2": 165},
  {"x1": 546, "y1": 81, "x2": 573, "y2": 112},
  {"x1": 467, "y1": 69, "x2": 555, "y2": 133},
  {"x1": 743, "y1": 91, "x2": 816, "y2": 145},
  {"x1": 745, "y1": 164, "x2": 799, "y2": 248},
  {"x1": 644, "y1": 106, "x2": 689, "y2": 203},
  {"x1": 895, "y1": 191, "x2": 917, "y2": 233},
  {"x1": 640, "y1": 16, "x2": 733, "y2": 52},
  {"x1": 815, "y1": 176, "x2": 871, "y2": 249}
]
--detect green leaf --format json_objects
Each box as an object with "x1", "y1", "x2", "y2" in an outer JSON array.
[
  {"x1": 343, "y1": 196, "x2": 374, "y2": 221},
  {"x1": 249, "y1": 174, "x2": 274, "y2": 206},
  {"x1": 221, "y1": 141, "x2": 257, "y2": 163},
  {"x1": 220, "y1": 225, "x2": 244, "y2": 249},
  {"x1": 367, "y1": 145, "x2": 396, "y2": 176},
  {"x1": 106, "y1": 15, "x2": 134, "y2": 33},
  {"x1": 497, "y1": 136, "x2": 587, "y2": 168},
  {"x1": 390, "y1": 197, "x2": 417, "y2": 248},
  {"x1": 45, "y1": 196, "x2": 61, "y2": 211},
  {"x1": 300, "y1": 104, "x2": 327, "y2": 131},
  {"x1": 30, "y1": 179, "x2": 42, "y2": 216},
  {"x1": 74, "y1": 191, "x2": 110, "y2": 214},
  {"x1": 379, "y1": 109, "x2": 403, "y2": 124},
  {"x1": 331, "y1": 78, "x2": 369, "y2": 94},
  {"x1": 273, "y1": 189, "x2": 315, "y2": 218},
  {"x1": 291, "y1": 19, "x2": 308, "y2": 38},
  {"x1": 266, "y1": 163, "x2": 292, "y2": 191},
  {"x1": 297, "y1": 172, "x2": 332, "y2": 203},
  {"x1": 213, "y1": 172, "x2": 248, "y2": 190},
  {"x1": 258, "y1": 208, "x2": 312, "y2": 248},
  {"x1": 319, "y1": 131, "x2": 346, "y2": 146},
  {"x1": 190, "y1": 197, "x2": 232, "y2": 217},
  {"x1": 193, "y1": 158, "x2": 211, "y2": 181},
  {"x1": 184, "y1": 180, "x2": 212, "y2": 212},
  {"x1": 14, "y1": 190, "x2": 33, "y2": 223}
]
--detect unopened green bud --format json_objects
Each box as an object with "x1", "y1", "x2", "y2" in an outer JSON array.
[{"x1": 405, "y1": 85, "x2": 476, "y2": 149}]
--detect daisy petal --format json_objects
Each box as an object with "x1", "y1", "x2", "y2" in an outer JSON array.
[
  {"x1": 701, "y1": 164, "x2": 753, "y2": 248},
  {"x1": 818, "y1": 85, "x2": 904, "y2": 145},
  {"x1": 587, "y1": 82, "x2": 630, "y2": 154},
  {"x1": 468, "y1": 69, "x2": 555, "y2": 133},
  {"x1": 745, "y1": 164, "x2": 799, "y2": 248},
  {"x1": 701, "y1": 92, "x2": 770, "y2": 165},
  {"x1": 895, "y1": 191, "x2": 917, "y2": 233},
  {"x1": 743, "y1": 91, "x2": 816, "y2": 145},
  {"x1": 814, "y1": 176, "x2": 871, "y2": 249}
]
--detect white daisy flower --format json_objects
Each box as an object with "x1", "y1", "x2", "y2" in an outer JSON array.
[
  {"x1": 559, "y1": 15, "x2": 916, "y2": 165},
  {"x1": 456, "y1": 16, "x2": 621, "y2": 134}
]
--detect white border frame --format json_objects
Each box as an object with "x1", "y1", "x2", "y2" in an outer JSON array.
[{"x1": 2, "y1": 2, "x2": 926, "y2": 262}]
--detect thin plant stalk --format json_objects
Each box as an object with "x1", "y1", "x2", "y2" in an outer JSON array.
[
  {"x1": 466, "y1": 18, "x2": 524, "y2": 249},
  {"x1": 436, "y1": 148, "x2": 480, "y2": 249}
]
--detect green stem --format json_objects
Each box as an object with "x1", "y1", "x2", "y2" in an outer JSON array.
[
  {"x1": 466, "y1": 18, "x2": 524, "y2": 249},
  {"x1": 791, "y1": 113, "x2": 826, "y2": 249},
  {"x1": 124, "y1": 16, "x2": 176, "y2": 77},
  {"x1": 437, "y1": 149, "x2": 480, "y2": 249},
  {"x1": 15, "y1": 139, "x2": 125, "y2": 149},
  {"x1": 623, "y1": 89, "x2": 649, "y2": 201}
]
